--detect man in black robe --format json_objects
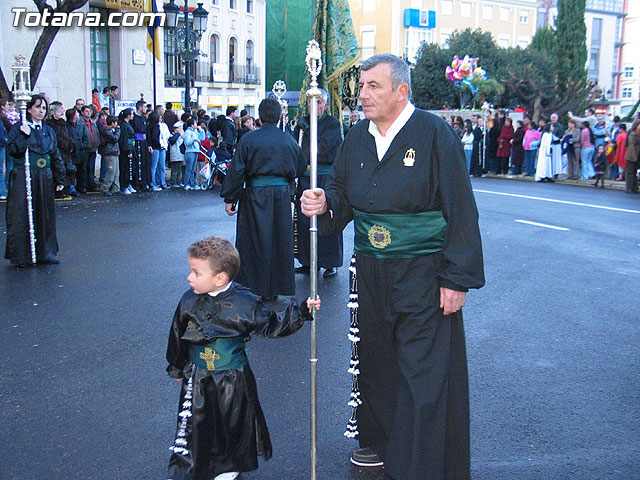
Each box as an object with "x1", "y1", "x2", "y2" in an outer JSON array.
[
  {"x1": 301, "y1": 54, "x2": 484, "y2": 480},
  {"x1": 294, "y1": 89, "x2": 343, "y2": 277},
  {"x1": 131, "y1": 100, "x2": 151, "y2": 191},
  {"x1": 221, "y1": 98, "x2": 306, "y2": 299}
]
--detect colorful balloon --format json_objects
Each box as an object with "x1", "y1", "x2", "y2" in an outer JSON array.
[{"x1": 444, "y1": 54, "x2": 488, "y2": 95}]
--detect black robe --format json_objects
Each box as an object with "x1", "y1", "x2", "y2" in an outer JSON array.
[
  {"x1": 118, "y1": 120, "x2": 135, "y2": 189},
  {"x1": 294, "y1": 114, "x2": 344, "y2": 269},
  {"x1": 5, "y1": 122, "x2": 65, "y2": 265},
  {"x1": 318, "y1": 109, "x2": 484, "y2": 480},
  {"x1": 131, "y1": 113, "x2": 150, "y2": 188},
  {"x1": 166, "y1": 284, "x2": 310, "y2": 479},
  {"x1": 220, "y1": 124, "x2": 306, "y2": 297}
]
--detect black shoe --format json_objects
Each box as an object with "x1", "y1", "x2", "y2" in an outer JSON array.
[
  {"x1": 323, "y1": 267, "x2": 337, "y2": 278},
  {"x1": 350, "y1": 447, "x2": 384, "y2": 467},
  {"x1": 42, "y1": 256, "x2": 60, "y2": 265},
  {"x1": 103, "y1": 191, "x2": 113, "y2": 196},
  {"x1": 295, "y1": 265, "x2": 310, "y2": 274}
]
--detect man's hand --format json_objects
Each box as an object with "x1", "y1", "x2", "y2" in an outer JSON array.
[
  {"x1": 440, "y1": 288, "x2": 466, "y2": 316},
  {"x1": 300, "y1": 188, "x2": 327, "y2": 217},
  {"x1": 225, "y1": 202, "x2": 237, "y2": 216},
  {"x1": 20, "y1": 123, "x2": 31, "y2": 135},
  {"x1": 56, "y1": 185, "x2": 64, "y2": 192}
]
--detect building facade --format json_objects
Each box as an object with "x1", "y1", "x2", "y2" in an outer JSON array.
[
  {"x1": 0, "y1": 0, "x2": 265, "y2": 116},
  {"x1": 617, "y1": 0, "x2": 639, "y2": 117},
  {"x1": 348, "y1": 0, "x2": 539, "y2": 64}
]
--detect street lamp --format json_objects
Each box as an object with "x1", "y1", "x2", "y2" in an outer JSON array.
[{"x1": 163, "y1": 0, "x2": 209, "y2": 113}]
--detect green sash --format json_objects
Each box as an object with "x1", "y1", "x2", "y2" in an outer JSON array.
[
  {"x1": 305, "y1": 164, "x2": 332, "y2": 176},
  {"x1": 247, "y1": 176, "x2": 289, "y2": 187},
  {"x1": 189, "y1": 337, "x2": 248, "y2": 371},
  {"x1": 353, "y1": 209, "x2": 446, "y2": 258},
  {"x1": 13, "y1": 152, "x2": 51, "y2": 171}
]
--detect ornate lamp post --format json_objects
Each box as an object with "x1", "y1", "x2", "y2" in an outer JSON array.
[
  {"x1": 164, "y1": 0, "x2": 209, "y2": 113},
  {"x1": 11, "y1": 55, "x2": 37, "y2": 264}
]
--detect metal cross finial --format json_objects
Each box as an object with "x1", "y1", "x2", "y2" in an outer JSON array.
[
  {"x1": 272, "y1": 80, "x2": 288, "y2": 112},
  {"x1": 305, "y1": 40, "x2": 322, "y2": 97}
]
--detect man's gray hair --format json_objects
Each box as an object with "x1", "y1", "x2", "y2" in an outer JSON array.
[
  {"x1": 318, "y1": 88, "x2": 329, "y2": 103},
  {"x1": 361, "y1": 54, "x2": 412, "y2": 99},
  {"x1": 49, "y1": 102, "x2": 64, "y2": 116}
]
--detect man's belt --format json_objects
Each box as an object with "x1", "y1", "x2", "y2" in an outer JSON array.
[
  {"x1": 189, "y1": 337, "x2": 248, "y2": 371},
  {"x1": 135, "y1": 133, "x2": 147, "y2": 141},
  {"x1": 353, "y1": 209, "x2": 446, "y2": 258},
  {"x1": 247, "y1": 176, "x2": 289, "y2": 187},
  {"x1": 305, "y1": 164, "x2": 332, "y2": 176},
  {"x1": 13, "y1": 152, "x2": 50, "y2": 171}
]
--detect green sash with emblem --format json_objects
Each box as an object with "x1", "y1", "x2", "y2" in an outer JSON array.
[
  {"x1": 247, "y1": 176, "x2": 289, "y2": 187},
  {"x1": 188, "y1": 337, "x2": 248, "y2": 371},
  {"x1": 353, "y1": 209, "x2": 446, "y2": 258},
  {"x1": 13, "y1": 152, "x2": 51, "y2": 171}
]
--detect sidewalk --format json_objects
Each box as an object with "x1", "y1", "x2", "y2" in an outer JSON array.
[{"x1": 483, "y1": 173, "x2": 627, "y2": 190}]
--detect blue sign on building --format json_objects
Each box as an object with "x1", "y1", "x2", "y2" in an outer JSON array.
[{"x1": 403, "y1": 9, "x2": 436, "y2": 28}]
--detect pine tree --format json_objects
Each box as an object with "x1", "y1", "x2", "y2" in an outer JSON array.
[{"x1": 553, "y1": 0, "x2": 588, "y2": 92}]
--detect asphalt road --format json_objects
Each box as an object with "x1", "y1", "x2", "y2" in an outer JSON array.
[{"x1": 0, "y1": 178, "x2": 638, "y2": 480}]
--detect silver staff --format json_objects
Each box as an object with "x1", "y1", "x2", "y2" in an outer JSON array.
[
  {"x1": 272, "y1": 80, "x2": 288, "y2": 132},
  {"x1": 12, "y1": 55, "x2": 36, "y2": 264},
  {"x1": 305, "y1": 39, "x2": 322, "y2": 480}
]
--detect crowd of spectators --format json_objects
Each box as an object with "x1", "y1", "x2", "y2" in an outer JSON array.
[{"x1": 448, "y1": 108, "x2": 640, "y2": 193}]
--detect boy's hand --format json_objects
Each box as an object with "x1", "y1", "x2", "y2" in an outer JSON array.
[
  {"x1": 307, "y1": 295, "x2": 321, "y2": 313},
  {"x1": 174, "y1": 378, "x2": 182, "y2": 382}
]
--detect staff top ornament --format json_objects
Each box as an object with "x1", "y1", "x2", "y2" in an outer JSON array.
[
  {"x1": 305, "y1": 40, "x2": 322, "y2": 96},
  {"x1": 272, "y1": 80, "x2": 288, "y2": 112}
]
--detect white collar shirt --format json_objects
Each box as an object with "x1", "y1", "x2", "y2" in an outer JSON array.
[
  {"x1": 208, "y1": 281, "x2": 232, "y2": 297},
  {"x1": 368, "y1": 102, "x2": 415, "y2": 161}
]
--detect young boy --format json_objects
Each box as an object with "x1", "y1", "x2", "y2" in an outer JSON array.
[
  {"x1": 593, "y1": 144, "x2": 607, "y2": 188},
  {"x1": 166, "y1": 236, "x2": 319, "y2": 480},
  {"x1": 98, "y1": 115, "x2": 120, "y2": 196}
]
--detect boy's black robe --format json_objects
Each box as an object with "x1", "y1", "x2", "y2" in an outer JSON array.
[
  {"x1": 131, "y1": 113, "x2": 150, "y2": 188},
  {"x1": 319, "y1": 109, "x2": 484, "y2": 480},
  {"x1": 166, "y1": 284, "x2": 310, "y2": 479},
  {"x1": 5, "y1": 122, "x2": 65, "y2": 265},
  {"x1": 221, "y1": 124, "x2": 306, "y2": 297}
]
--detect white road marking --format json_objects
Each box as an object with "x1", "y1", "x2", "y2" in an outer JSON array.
[
  {"x1": 514, "y1": 219, "x2": 569, "y2": 231},
  {"x1": 473, "y1": 189, "x2": 640, "y2": 214}
]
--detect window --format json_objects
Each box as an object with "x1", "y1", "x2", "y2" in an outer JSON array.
[
  {"x1": 520, "y1": 9, "x2": 529, "y2": 24},
  {"x1": 246, "y1": 40, "x2": 254, "y2": 73},
  {"x1": 500, "y1": 7, "x2": 510, "y2": 22},
  {"x1": 482, "y1": 4, "x2": 493, "y2": 20},
  {"x1": 229, "y1": 37, "x2": 237, "y2": 82},
  {"x1": 89, "y1": 8, "x2": 110, "y2": 89},
  {"x1": 210, "y1": 34, "x2": 219, "y2": 63},
  {"x1": 230, "y1": 0, "x2": 236, "y2": 10},
  {"x1": 211, "y1": 0, "x2": 218, "y2": 4},
  {"x1": 622, "y1": 86, "x2": 633, "y2": 98},
  {"x1": 361, "y1": 30, "x2": 376, "y2": 60},
  {"x1": 624, "y1": 66, "x2": 634, "y2": 78},
  {"x1": 461, "y1": 1, "x2": 471, "y2": 17},
  {"x1": 518, "y1": 39, "x2": 529, "y2": 48},
  {"x1": 589, "y1": 49, "x2": 600, "y2": 73},
  {"x1": 404, "y1": 27, "x2": 431, "y2": 63},
  {"x1": 591, "y1": 18, "x2": 602, "y2": 45},
  {"x1": 247, "y1": 0, "x2": 253, "y2": 14},
  {"x1": 498, "y1": 36, "x2": 510, "y2": 48},
  {"x1": 442, "y1": 0, "x2": 453, "y2": 15},
  {"x1": 362, "y1": 0, "x2": 376, "y2": 13},
  {"x1": 164, "y1": 21, "x2": 182, "y2": 87},
  {"x1": 440, "y1": 30, "x2": 452, "y2": 47}
]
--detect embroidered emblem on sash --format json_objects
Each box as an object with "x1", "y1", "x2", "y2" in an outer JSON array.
[
  {"x1": 368, "y1": 225, "x2": 391, "y2": 249},
  {"x1": 403, "y1": 148, "x2": 415, "y2": 167},
  {"x1": 200, "y1": 347, "x2": 221, "y2": 370},
  {"x1": 36, "y1": 157, "x2": 47, "y2": 168}
]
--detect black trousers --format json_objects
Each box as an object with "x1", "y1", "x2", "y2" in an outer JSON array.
[{"x1": 356, "y1": 253, "x2": 470, "y2": 480}]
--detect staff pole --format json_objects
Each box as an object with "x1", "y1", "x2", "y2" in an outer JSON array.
[{"x1": 305, "y1": 39, "x2": 322, "y2": 480}]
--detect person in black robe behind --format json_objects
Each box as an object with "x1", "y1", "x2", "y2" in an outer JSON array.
[
  {"x1": 301, "y1": 54, "x2": 484, "y2": 480},
  {"x1": 5, "y1": 94, "x2": 65, "y2": 267},
  {"x1": 166, "y1": 236, "x2": 318, "y2": 480},
  {"x1": 131, "y1": 100, "x2": 151, "y2": 191},
  {"x1": 221, "y1": 98, "x2": 306, "y2": 299},
  {"x1": 293, "y1": 89, "x2": 344, "y2": 277}
]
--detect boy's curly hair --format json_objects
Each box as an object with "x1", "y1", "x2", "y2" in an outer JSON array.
[{"x1": 188, "y1": 236, "x2": 240, "y2": 280}]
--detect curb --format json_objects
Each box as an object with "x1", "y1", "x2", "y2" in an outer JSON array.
[{"x1": 483, "y1": 174, "x2": 627, "y2": 191}]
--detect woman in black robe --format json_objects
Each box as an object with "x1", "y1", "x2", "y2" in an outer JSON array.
[
  {"x1": 5, "y1": 95, "x2": 65, "y2": 267},
  {"x1": 118, "y1": 108, "x2": 135, "y2": 193}
]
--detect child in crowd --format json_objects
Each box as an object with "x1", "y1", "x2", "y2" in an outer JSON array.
[
  {"x1": 98, "y1": 115, "x2": 121, "y2": 196},
  {"x1": 166, "y1": 236, "x2": 319, "y2": 480},
  {"x1": 196, "y1": 132, "x2": 213, "y2": 190},
  {"x1": 593, "y1": 144, "x2": 607, "y2": 188},
  {"x1": 168, "y1": 121, "x2": 185, "y2": 188}
]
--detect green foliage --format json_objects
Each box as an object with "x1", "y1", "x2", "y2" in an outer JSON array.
[
  {"x1": 530, "y1": 27, "x2": 555, "y2": 55},
  {"x1": 448, "y1": 28, "x2": 501, "y2": 74},
  {"x1": 554, "y1": 0, "x2": 588, "y2": 90},
  {"x1": 411, "y1": 42, "x2": 456, "y2": 109}
]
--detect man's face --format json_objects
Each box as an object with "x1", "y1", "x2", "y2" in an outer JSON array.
[
  {"x1": 157, "y1": 106, "x2": 165, "y2": 116},
  {"x1": 112, "y1": 88, "x2": 118, "y2": 98},
  {"x1": 75, "y1": 100, "x2": 84, "y2": 111},
  {"x1": 539, "y1": 120, "x2": 546, "y2": 128},
  {"x1": 359, "y1": 63, "x2": 406, "y2": 125},
  {"x1": 350, "y1": 111, "x2": 359, "y2": 123},
  {"x1": 81, "y1": 107, "x2": 92, "y2": 120},
  {"x1": 308, "y1": 97, "x2": 327, "y2": 117},
  {"x1": 550, "y1": 114, "x2": 558, "y2": 124}
]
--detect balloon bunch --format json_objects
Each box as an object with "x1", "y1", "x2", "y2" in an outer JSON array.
[{"x1": 445, "y1": 55, "x2": 487, "y2": 94}]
